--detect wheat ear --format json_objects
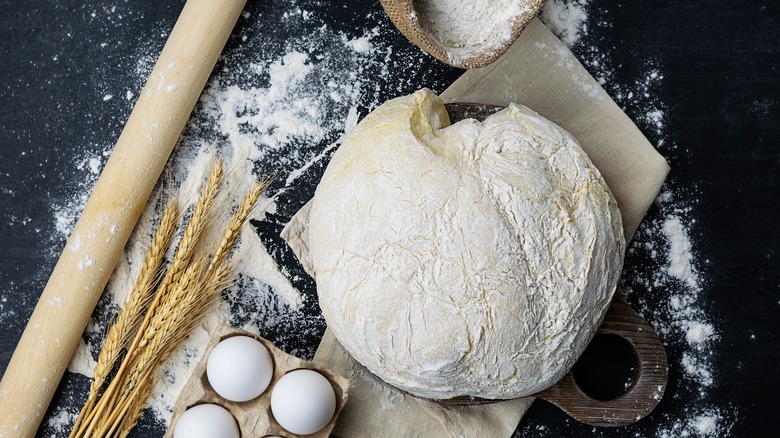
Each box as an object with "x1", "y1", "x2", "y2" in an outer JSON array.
[
  {"x1": 102, "y1": 261, "x2": 232, "y2": 436},
  {"x1": 154, "y1": 160, "x2": 224, "y2": 307},
  {"x1": 121, "y1": 261, "x2": 204, "y2": 402},
  {"x1": 76, "y1": 165, "x2": 264, "y2": 438},
  {"x1": 97, "y1": 261, "x2": 204, "y2": 437},
  {"x1": 78, "y1": 163, "x2": 223, "y2": 438},
  {"x1": 114, "y1": 265, "x2": 233, "y2": 438},
  {"x1": 69, "y1": 198, "x2": 179, "y2": 438},
  {"x1": 115, "y1": 160, "x2": 223, "y2": 385},
  {"x1": 103, "y1": 181, "x2": 260, "y2": 436},
  {"x1": 205, "y1": 180, "x2": 268, "y2": 280}
]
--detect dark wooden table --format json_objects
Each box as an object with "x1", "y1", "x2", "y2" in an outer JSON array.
[{"x1": 1, "y1": 0, "x2": 777, "y2": 436}]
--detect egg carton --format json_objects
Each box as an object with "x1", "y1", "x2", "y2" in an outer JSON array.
[{"x1": 164, "y1": 325, "x2": 350, "y2": 437}]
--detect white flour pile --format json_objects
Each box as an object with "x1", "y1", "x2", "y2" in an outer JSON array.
[{"x1": 413, "y1": 0, "x2": 533, "y2": 51}]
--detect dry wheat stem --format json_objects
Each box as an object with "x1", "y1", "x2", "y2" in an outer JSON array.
[
  {"x1": 82, "y1": 261, "x2": 202, "y2": 438},
  {"x1": 98, "y1": 200, "x2": 179, "y2": 385},
  {"x1": 117, "y1": 377, "x2": 155, "y2": 438},
  {"x1": 121, "y1": 261, "x2": 204, "y2": 401},
  {"x1": 99, "y1": 367, "x2": 155, "y2": 438},
  {"x1": 81, "y1": 162, "x2": 224, "y2": 437},
  {"x1": 163, "y1": 161, "x2": 223, "y2": 289},
  {"x1": 133, "y1": 160, "x2": 223, "y2": 341},
  {"x1": 103, "y1": 260, "x2": 230, "y2": 434},
  {"x1": 70, "y1": 198, "x2": 179, "y2": 438},
  {"x1": 107, "y1": 263, "x2": 202, "y2": 435},
  {"x1": 106, "y1": 226, "x2": 245, "y2": 436},
  {"x1": 74, "y1": 163, "x2": 267, "y2": 438},
  {"x1": 101, "y1": 259, "x2": 225, "y2": 437}
]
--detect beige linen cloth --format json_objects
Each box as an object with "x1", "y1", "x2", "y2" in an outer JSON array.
[{"x1": 282, "y1": 18, "x2": 670, "y2": 438}]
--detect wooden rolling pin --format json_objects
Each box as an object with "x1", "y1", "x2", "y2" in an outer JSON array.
[{"x1": 0, "y1": 0, "x2": 246, "y2": 435}]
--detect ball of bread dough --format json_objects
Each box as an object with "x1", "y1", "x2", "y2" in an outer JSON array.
[{"x1": 307, "y1": 89, "x2": 624, "y2": 399}]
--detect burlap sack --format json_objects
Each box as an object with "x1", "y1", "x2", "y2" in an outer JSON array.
[{"x1": 379, "y1": 0, "x2": 544, "y2": 69}]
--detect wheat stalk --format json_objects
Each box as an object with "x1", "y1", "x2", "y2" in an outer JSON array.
[
  {"x1": 119, "y1": 261, "x2": 204, "y2": 403},
  {"x1": 76, "y1": 163, "x2": 223, "y2": 438},
  {"x1": 82, "y1": 265, "x2": 205, "y2": 438},
  {"x1": 69, "y1": 198, "x2": 179, "y2": 438},
  {"x1": 103, "y1": 183, "x2": 264, "y2": 436},
  {"x1": 117, "y1": 160, "x2": 223, "y2": 370},
  {"x1": 150, "y1": 160, "x2": 223, "y2": 313},
  {"x1": 100, "y1": 261, "x2": 234, "y2": 437},
  {"x1": 110, "y1": 264, "x2": 234, "y2": 437},
  {"x1": 72, "y1": 162, "x2": 268, "y2": 438},
  {"x1": 103, "y1": 367, "x2": 156, "y2": 438},
  {"x1": 116, "y1": 375, "x2": 154, "y2": 438},
  {"x1": 96, "y1": 261, "x2": 203, "y2": 436}
]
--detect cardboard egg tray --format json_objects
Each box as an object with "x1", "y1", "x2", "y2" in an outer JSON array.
[{"x1": 164, "y1": 325, "x2": 350, "y2": 437}]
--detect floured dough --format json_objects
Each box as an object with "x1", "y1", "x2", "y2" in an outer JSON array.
[{"x1": 304, "y1": 89, "x2": 624, "y2": 399}]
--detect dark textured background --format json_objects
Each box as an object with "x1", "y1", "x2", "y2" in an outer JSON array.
[{"x1": 1, "y1": 0, "x2": 778, "y2": 436}]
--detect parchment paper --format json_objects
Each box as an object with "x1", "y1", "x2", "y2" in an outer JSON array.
[{"x1": 283, "y1": 18, "x2": 670, "y2": 438}]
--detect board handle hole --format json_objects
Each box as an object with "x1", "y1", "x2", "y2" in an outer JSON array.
[{"x1": 572, "y1": 333, "x2": 638, "y2": 401}]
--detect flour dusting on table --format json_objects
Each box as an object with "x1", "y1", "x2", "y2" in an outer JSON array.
[
  {"x1": 534, "y1": 1, "x2": 734, "y2": 437},
  {"x1": 4, "y1": 1, "x2": 733, "y2": 436},
  {"x1": 30, "y1": 1, "x2": 454, "y2": 434},
  {"x1": 540, "y1": 0, "x2": 590, "y2": 47}
]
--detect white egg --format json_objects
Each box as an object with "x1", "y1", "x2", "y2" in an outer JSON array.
[
  {"x1": 172, "y1": 403, "x2": 239, "y2": 438},
  {"x1": 207, "y1": 335, "x2": 274, "y2": 402},
  {"x1": 270, "y1": 369, "x2": 337, "y2": 435}
]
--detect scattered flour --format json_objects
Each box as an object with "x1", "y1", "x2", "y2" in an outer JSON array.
[
  {"x1": 345, "y1": 36, "x2": 373, "y2": 54},
  {"x1": 686, "y1": 321, "x2": 715, "y2": 345},
  {"x1": 663, "y1": 217, "x2": 698, "y2": 288},
  {"x1": 45, "y1": 408, "x2": 76, "y2": 438},
  {"x1": 541, "y1": 1, "x2": 669, "y2": 146},
  {"x1": 232, "y1": 220, "x2": 303, "y2": 309},
  {"x1": 537, "y1": 2, "x2": 733, "y2": 437},
  {"x1": 5, "y1": 1, "x2": 732, "y2": 436},
  {"x1": 693, "y1": 414, "x2": 720, "y2": 435},
  {"x1": 33, "y1": 2, "x2": 455, "y2": 434},
  {"x1": 620, "y1": 163, "x2": 730, "y2": 436},
  {"x1": 66, "y1": 338, "x2": 97, "y2": 379},
  {"x1": 656, "y1": 410, "x2": 727, "y2": 438},
  {"x1": 540, "y1": 0, "x2": 590, "y2": 47}
]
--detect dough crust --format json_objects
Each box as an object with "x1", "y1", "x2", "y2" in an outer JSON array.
[{"x1": 307, "y1": 89, "x2": 624, "y2": 399}]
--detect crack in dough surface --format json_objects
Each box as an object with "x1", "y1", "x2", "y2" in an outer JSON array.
[{"x1": 307, "y1": 89, "x2": 624, "y2": 399}]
